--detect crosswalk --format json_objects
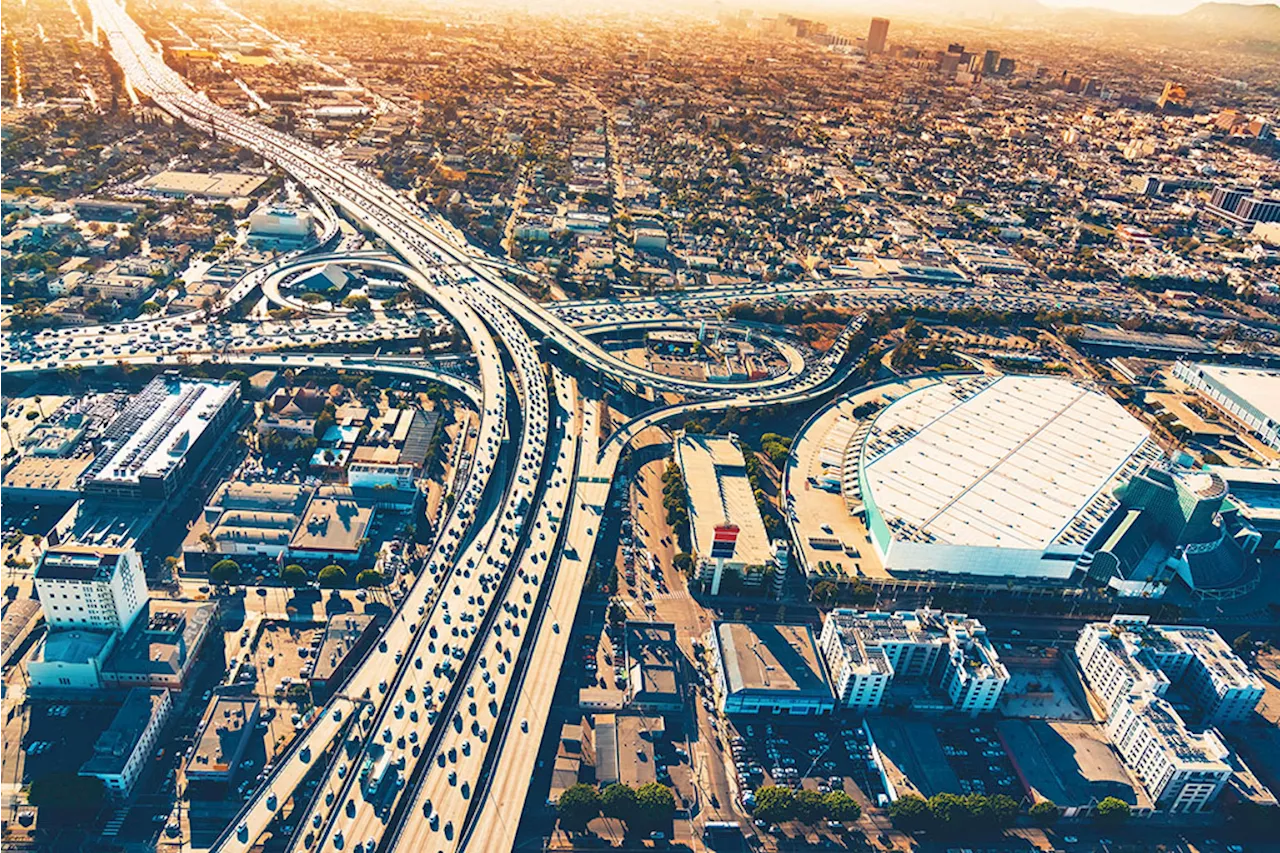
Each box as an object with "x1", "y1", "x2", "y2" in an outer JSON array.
[{"x1": 100, "y1": 806, "x2": 130, "y2": 838}]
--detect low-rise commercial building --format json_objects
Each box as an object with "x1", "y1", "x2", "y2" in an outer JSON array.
[
  {"x1": 102, "y1": 601, "x2": 217, "y2": 691},
  {"x1": 79, "y1": 688, "x2": 172, "y2": 797},
  {"x1": 186, "y1": 693, "x2": 261, "y2": 782},
  {"x1": 309, "y1": 614, "x2": 377, "y2": 695},
  {"x1": 625, "y1": 621, "x2": 682, "y2": 712},
  {"x1": 1174, "y1": 362, "x2": 1280, "y2": 451},
  {"x1": 26, "y1": 629, "x2": 115, "y2": 690},
  {"x1": 710, "y1": 621, "x2": 834, "y2": 716}
]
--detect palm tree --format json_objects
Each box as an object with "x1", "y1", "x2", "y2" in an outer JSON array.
[
  {"x1": 1, "y1": 421, "x2": 12, "y2": 449},
  {"x1": 33, "y1": 396, "x2": 44, "y2": 418}
]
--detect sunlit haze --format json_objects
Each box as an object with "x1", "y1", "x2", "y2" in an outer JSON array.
[{"x1": 2, "y1": 0, "x2": 1278, "y2": 851}]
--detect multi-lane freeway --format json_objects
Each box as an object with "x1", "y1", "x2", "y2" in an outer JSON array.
[{"x1": 28, "y1": 2, "x2": 878, "y2": 851}]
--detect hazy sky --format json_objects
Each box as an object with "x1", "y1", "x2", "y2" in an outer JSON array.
[{"x1": 1040, "y1": 0, "x2": 1273, "y2": 14}]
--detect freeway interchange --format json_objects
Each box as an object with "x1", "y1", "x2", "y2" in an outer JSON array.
[{"x1": 40, "y1": 2, "x2": 872, "y2": 851}]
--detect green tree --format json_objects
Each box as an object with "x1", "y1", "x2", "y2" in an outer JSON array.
[
  {"x1": 28, "y1": 772, "x2": 105, "y2": 822},
  {"x1": 822, "y1": 790, "x2": 861, "y2": 822},
  {"x1": 281, "y1": 564, "x2": 309, "y2": 587},
  {"x1": 600, "y1": 782, "x2": 638, "y2": 823},
  {"x1": 633, "y1": 782, "x2": 675, "y2": 830},
  {"x1": 356, "y1": 569, "x2": 384, "y2": 588},
  {"x1": 793, "y1": 788, "x2": 827, "y2": 824},
  {"x1": 209, "y1": 559, "x2": 240, "y2": 584},
  {"x1": 928, "y1": 792, "x2": 969, "y2": 827},
  {"x1": 985, "y1": 793, "x2": 1019, "y2": 827},
  {"x1": 888, "y1": 794, "x2": 931, "y2": 831},
  {"x1": 1095, "y1": 797, "x2": 1131, "y2": 823},
  {"x1": 1029, "y1": 799, "x2": 1060, "y2": 825},
  {"x1": 140, "y1": 300, "x2": 161, "y2": 314},
  {"x1": 317, "y1": 564, "x2": 347, "y2": 588},
  {"x1": 752, "y1": 786, "x2": 795, "y2": 824},
  {"x1": 1232, "y1": 632, "x2": 1253, "y2": 658},
  {"x1": 556, "y1": 783, "x2": 600, "y2": 832}
]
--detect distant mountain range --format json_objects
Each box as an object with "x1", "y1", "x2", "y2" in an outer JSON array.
[{"x1": 1178, "y1": 2, "x2": 1280, "y2": 31}]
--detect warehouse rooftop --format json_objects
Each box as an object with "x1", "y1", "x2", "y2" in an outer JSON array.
[{"x1": 861, "y1": 375, "x2": 1155, "y2": 552}]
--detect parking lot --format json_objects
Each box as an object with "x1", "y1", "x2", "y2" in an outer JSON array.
[
  {"x1": 936, "y1": 724, "x2": 1023, "y2": 800},
  {"x1": 728, "y1": 718, "x2": 888, "y2": 831}
]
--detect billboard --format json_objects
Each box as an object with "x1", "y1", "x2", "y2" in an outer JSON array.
[{"x1": 711, "y1": 524, "x2": 739, "y2": 560}]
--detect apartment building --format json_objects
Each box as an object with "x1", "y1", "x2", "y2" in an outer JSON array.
[
  {"x1": 1106, "y1": 693, "x2": 1232, "y2": 813},
  {"x1": 1076, "y1": 616, "x2": 1261, "y2": 724},
  {"x1": 818, "y1": 608, "x2": 1007, "y2": 714}
]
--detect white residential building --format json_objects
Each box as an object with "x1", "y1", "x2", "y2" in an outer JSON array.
[
  {"x1": 34, "y1": 546, "x2": 147, "y2": 634},
  {"x1": 1106, "y1": 694, "x2": 1232, "y2": 813},
  {"x1": 1075, "y1": 616, "x2": 1265, "y2": 814},
  {"x1": 941, "y1": 622, "x2": 1010, "y2": 715},
  {"x1": 818, "y1": 609, "x2": 1007, "y2": 714},
  {"x1": 1076, "y1": 617, "x2": 1262, "y2": 724}
]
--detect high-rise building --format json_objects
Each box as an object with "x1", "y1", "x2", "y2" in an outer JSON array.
[
  {"x1": 34, "y1": 545, "x2": 147, "y2": 634},
  {"x1": 981, "y1": 49, "x2": 1000, "y2": 75},
  {"x1": 867, "y1": 17, "x2": 889, "y2": 54},
  {"x1": 997, "y1": 57, "x2": 1016, "y2": 77}
]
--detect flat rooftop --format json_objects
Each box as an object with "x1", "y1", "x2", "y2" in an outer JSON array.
[
  {"x1": 866, "y1": 717, "x2": 961, "y2": 799},
  {"x1": 676, "y1": 433, "x2": 771, "y2": 566},
  {"x1": 91, "y1": 376, "x2": 238, "y2": 487},
  {"x1": 1, "y1": 454, "x2": 93, "y2": 494},
  {"x1": 138, "y1": 170, "x2": 267, "y2": 198},
  {"x1": 310, "y1": 613, "x2": 376, "y2": 683},
  {"x1": 105, "y1": 600, "x2": 216, "y2": 680},
  {"x1": 861, "y1": 375, "x2": 1154, "y2": 551},
  {"x1": 1186, "y1": 363, "x2": 1280, "y2": 426},
  {"x1": 189, "y1": 694, "x2": 260, "y2": 776},
  {"x1": 80, "y1": 688, "x2": 169, "y2": 777},
  {"x1": 289, "y1": 494, "x2": 374, "y2": 555},
  {"x1": 714, "y1": 621, "x2": 831, "y2": 699},
  {"x1": 35, "y1": 545, "x2": 130, "y2": 582},
  {"x1": 996, "y1": 719, "x2": 1151, "y2": 809}
]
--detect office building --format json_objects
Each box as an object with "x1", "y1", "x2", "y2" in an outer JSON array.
[
  {"x1": 711, "y1": 621, "x2": 834, "y2": 716},
  {"x1": 867, "y1": 17, "x2": 889, "y2": 54},
  {"x1": 1205, "y1": 186, "x2": 1280, "y2": 227},
  {"x1": 981, "y1": 49, "x2": 1000, "y2": 75},
  {"x1": 850, "y1": 375, "x2": 1159, "y2": 579},
  {"x1": 84, "y1": 374, "x2": 241, "y2": 501},
  {"x1": 34, "y1": 546, "x2": 146, "y2": 634},
  {"x1": 819, "y1": 609, "x2": 1006, "y2": 714},
  {"x1": 79, "y1": 688, "x2": 172, "y2": 797}
]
